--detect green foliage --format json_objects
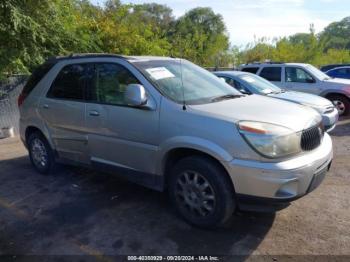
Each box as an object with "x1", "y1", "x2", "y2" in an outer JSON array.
[
  {"x1": 0, "y1": 0, "x2": 230, "y2": 75},
  {"x1": 320, "y1": 17, "x2": 350, "y2": 50},
  {"x1": 170, "y1": 7, "x2": 229, "y2": 66},
  {"x1": 0, "y1": 1, "x2": 349, "y2": 74},
  {"x1": 238, "y1": 22, "x2": 350, "y2": 67}
]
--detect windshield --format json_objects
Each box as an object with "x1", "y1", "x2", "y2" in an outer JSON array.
[
  {"x1": 131, "y1": 59, "x2": 242, "y2": 105},
  {"x1": 237, "y1": 73, "x2": 282, "y2": 94},
  {"x1": 306, "y1": 64, "x2": 331, "y2": 80}
]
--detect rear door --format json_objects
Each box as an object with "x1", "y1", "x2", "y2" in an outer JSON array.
[
  {"x1": 258, "y1": 66, "x2": 284, "y2": 88},
  {"x1": 284, "y1": 66, "x2": 320, "y2": 94},
  {"x1": 85, "y1": 61, "x2": 159, "y2": 177},
  {"x1": 39, "y1": 63, "x2": 89, "y2": 163}
]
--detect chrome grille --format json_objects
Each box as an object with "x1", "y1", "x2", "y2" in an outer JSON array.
[{"x1": 301, "y1": 124, "x2": 324, "y2": 151}]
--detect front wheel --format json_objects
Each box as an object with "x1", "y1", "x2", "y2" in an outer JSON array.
[
  {"x1": 169, "y1": 156, "x2": 236, "y2": 228},
  {"x1": 328, "y1": 94, "x2": 350, "y2": 116}
]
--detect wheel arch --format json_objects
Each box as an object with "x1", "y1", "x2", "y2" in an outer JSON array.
[
  {"x1": 321, "y1": 90, "x2": 350, "y2": 100},
  {"x1": 161, "y1": 147, "x2": 235, "y2": 192},
  {"x1": 25, "y1": 125, "x2": 54, "y2": 150}
]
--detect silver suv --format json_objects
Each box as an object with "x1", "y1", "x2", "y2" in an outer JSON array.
[
  {"x1": 19, "y1": 54, "x2": 333, "y2": 228},
  {"x1": 239, "y1": 62, "x2": 350, "y2": 116}
]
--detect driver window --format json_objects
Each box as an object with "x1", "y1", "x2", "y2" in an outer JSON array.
[
  {"x1": 221, "y1": 76, "x2": 250, "y2": 94},
  {"x1": 221, "y1": 76, "x2": 235, "y2": 87},
  {"x1": 234, "y1": 80, "x2": 251, "y2": 94},
  {"x1": 285, "y1": 67, "x2": 314, "y2": 83},
  {"x1": 90, "y1": 63, "x2": 140, "y2": 105}
]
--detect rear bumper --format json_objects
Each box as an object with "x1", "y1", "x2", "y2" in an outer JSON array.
[{"x1": 223, "y1": 133, "x2": 333, "y2": 211}]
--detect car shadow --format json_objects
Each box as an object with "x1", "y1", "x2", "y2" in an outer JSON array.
[
  {"x1": 329, "y1": 116, "x2": 350, "y2": 137},
  {"x1": 0, "y1": 155, "x2": 275, "y2": 258}
]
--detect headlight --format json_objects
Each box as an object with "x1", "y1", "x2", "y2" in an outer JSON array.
[
  {"x1": 238, "y1": 121, "x2": 302, "y2": 158},
  {"x1": 301, "y1": 103, "x2": 333, "y2": 114}
]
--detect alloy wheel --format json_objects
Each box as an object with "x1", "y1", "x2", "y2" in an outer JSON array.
[
  {"x1": 175, "y1": 171, "x2": 216, "y2": 218},
  {"x1": 31, "y1": 138, "x2": 48, "y2": 169},
  {"x1": 332, "y1": 100, "x2": 346, "y2": 115}
]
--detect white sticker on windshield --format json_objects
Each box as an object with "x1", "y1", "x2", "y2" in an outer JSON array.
[
  {"x1": 241, "y1": 76, "x2": 255, "y2": 83},
  {"x1": 146, "y1": 67, "x2": 175, "y2": 80}
]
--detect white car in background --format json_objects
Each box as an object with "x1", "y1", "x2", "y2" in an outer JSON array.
[{"x1": 239, "y1": 62, "x2": 350, "y2": 116}]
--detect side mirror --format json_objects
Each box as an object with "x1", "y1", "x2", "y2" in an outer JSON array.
[
  {"x1": 219, "y1": 77, "x2": 226, "y2": 82},
  {"x1": 239, "y1": 89, "x2": 250, "y2": 95},
  {"x1": 306, "y1": 78, "x2": 316, "y2": 84},
  {"x1": 124, "y1": 84, "x2": 148, "y2": 107}
]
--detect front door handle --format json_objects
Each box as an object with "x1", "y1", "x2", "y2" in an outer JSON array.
[
  {"x1": 89, "y1": 110, "x2": 100, "y2": 116},
  {"x1": 43, "y1": 104, "x2": 49, "y2": 109}
]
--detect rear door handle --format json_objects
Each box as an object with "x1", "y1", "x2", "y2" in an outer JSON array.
[
  {"x1": 89, "y1": 110, "x2": 100, "y2": 116},
  {"x1": 42, "y1": 104, "x2": 49, "y2": 109}
]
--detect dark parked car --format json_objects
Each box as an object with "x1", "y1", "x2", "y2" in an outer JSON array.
[
  {"x1": 320, "y1": 64, "x2": 350, "y2": 72},
  {"x1": 326, "y1": 67, "x2": 350, "y2": 80}
]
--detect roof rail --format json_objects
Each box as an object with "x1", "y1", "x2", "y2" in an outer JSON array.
[
  {"x1": 45, "y1": 53, "x2": 127, "y2": 63},
  {"x1": 243, "y1": 61, "x2": 285, "y2": 66}
]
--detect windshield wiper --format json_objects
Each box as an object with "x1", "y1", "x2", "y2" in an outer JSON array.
[{"x1": 211, "y1": 94, "x2": 243, "y2": 102}]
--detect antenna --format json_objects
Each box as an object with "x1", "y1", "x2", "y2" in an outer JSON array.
[{"x1": 179, "y1": 58, "x2": 186, "y2": 111}]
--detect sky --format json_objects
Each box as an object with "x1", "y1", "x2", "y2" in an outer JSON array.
[{"x1": 91, "y1": 0, "x2": 350, "y2": 47}]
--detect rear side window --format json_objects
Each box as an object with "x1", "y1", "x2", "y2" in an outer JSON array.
[
  {"x1": 335, "y1": 68, "x2": 350, "y2": 75},
  {"x1": 260, "y1": 67, "x2": 282, "y2": 82},
  {"x1": 241, "y1": 67, "x2": 259, "y2": 74},
  {"x1": 47, "y1": 64, "x2": 87, "y2": 100},
  {"x1": 22, "y1": 62, "x2": 55, "y2": 96}
]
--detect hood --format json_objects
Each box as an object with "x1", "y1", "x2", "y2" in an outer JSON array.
[
  {"x1": 268, "y1": 91, "x2": 333, "y2": 108},
  {"x1": 324, "y1": 77, "x2": 350, "y2": 85},
  {"x1": 189, "y1": 95, "x2": 321, "y2": 132}
]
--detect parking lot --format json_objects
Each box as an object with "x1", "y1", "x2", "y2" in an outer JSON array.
[{"x1": 0, "y1": 118, "x2": 349, "y2": 258}]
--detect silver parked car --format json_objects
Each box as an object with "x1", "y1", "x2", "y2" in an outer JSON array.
[
  {"x1": 214, "y1": 71, "x2": 338, "y2": 132},
  {"x1": 19, "y1": 54, "x2": 333, "y2": 228},
  {"x1": 239, "y1": 62, "x2": 350, "y2": 116}
]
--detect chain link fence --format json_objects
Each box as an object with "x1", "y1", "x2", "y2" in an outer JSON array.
[{"x1": 0, "y1": 76, "x2": 28, "y2": 137}]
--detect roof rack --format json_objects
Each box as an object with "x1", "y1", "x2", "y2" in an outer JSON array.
[
  {"x1": 243, "y1": 61, "x2": 285, "y2": 66},
  {"x1": 45, "y1": 53, "x2": 128, "y2": 63}
]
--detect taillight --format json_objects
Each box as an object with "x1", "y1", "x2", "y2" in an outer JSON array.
[{"x1": 18, "y1": 92, "x2": 27, "y2": 107}]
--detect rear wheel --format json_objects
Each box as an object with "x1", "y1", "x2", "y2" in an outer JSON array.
[
  {"x1": 328, "y1": 94, "x2": 350, "y2": 116},
  {"x1": 28, "y1": 132, "x2": 56, "y2": 174},
  {"x1": 169, "y1": 156, "x2": 236, "y2": 228}
]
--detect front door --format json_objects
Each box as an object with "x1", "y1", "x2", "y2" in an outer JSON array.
[
  {"x1": 284, "y1": 66, "x2": 321, "y2": 95},
  {"x1": 85, "y1": 61, "x2": 159, "y2": 177}
]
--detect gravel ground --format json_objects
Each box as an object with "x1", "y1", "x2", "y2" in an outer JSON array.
[{"x1": 0, "y1": 117, "x2": 349, "y2": 259}]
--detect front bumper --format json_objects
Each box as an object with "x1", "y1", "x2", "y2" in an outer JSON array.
[
  {"x1": 322, "y1": 108, "x2": 339, "y2": 132},
  {"x1": 223, "y1": 133, "x2": 333, "y2": 211}
]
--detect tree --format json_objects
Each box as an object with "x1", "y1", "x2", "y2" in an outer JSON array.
[
  {"x1": 0, "y1": 0, "x2": 101, "y2": 75},
  {"x1": 320, "y1": 17, "x2": 350, "y2": 51},
  {"x1": 133, "y1": 3, "x2": 175, "y2": 35},
  {"x1": 170, "y1": 7, "x2": 230, "y2": 66}
]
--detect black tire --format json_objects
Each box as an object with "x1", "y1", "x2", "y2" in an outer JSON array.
[
  {"x1": 168, "y1": 156, "x2": 236, "y2": 228},
  {"x1": 328, "y1": 94, "x2": 350, "y2": 116},
  {"x1": 28, "y1": 131, "x2": 56, "y2": 175}
]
